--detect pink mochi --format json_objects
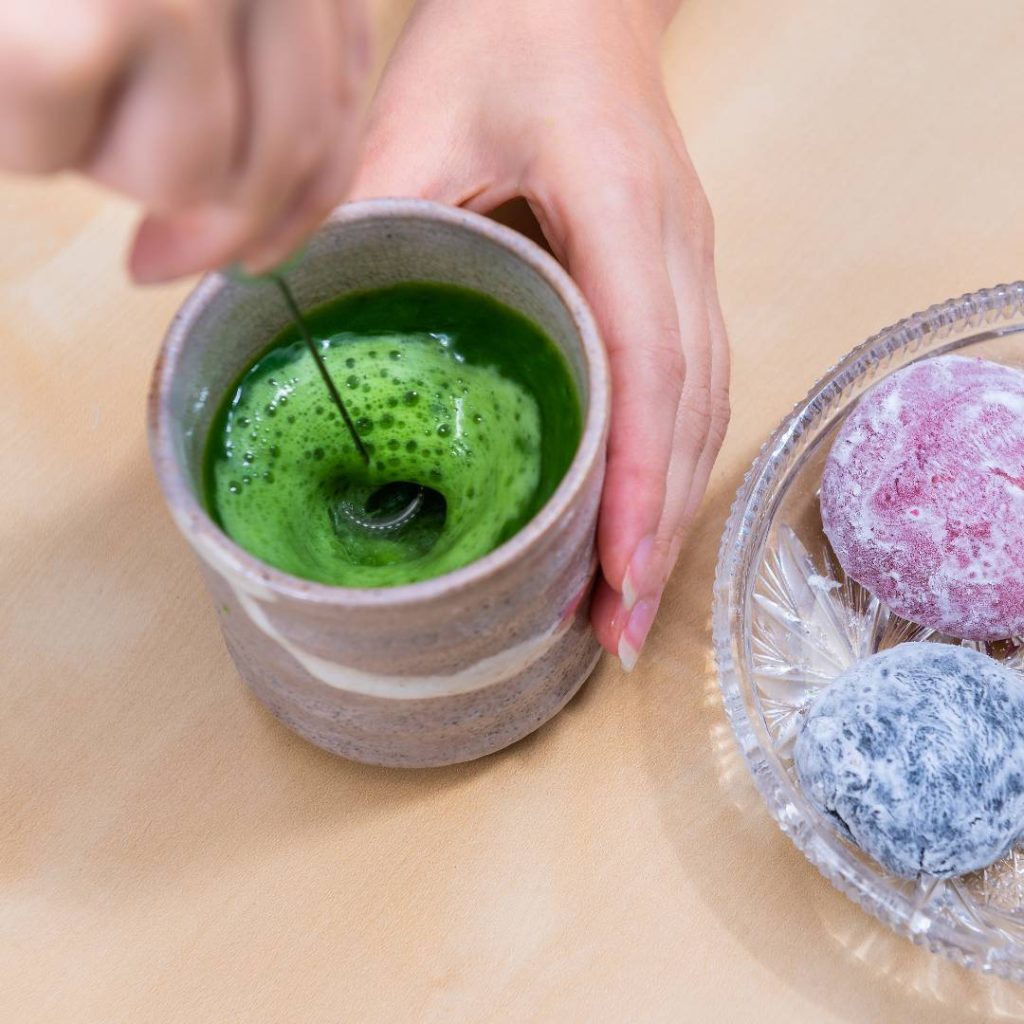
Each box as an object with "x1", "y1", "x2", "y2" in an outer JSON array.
[{"x1": 821, "y1": 355, "x2": 1024, "y2": 640}]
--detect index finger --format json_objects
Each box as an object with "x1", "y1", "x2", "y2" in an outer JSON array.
[{"x1": 528, "y1": 170, "x2": 684, "y2": 597}]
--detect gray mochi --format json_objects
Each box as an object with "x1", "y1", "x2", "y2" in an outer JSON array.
[{"x1": 794, "y1": 644, "x2": 1024, "y2": 878}]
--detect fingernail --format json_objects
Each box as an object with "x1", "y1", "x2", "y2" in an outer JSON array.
[
  {"x1": 622, "y1": 535, "x2": 657, "y2": 612},
  {"x1": 618, "y1": 596, "x2": 660, "y2": 672},
  {"x1": 608, "y1": 595, "x2": 630, "y2": 638}
]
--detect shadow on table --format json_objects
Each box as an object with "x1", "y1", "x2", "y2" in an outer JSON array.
[{"x1": 636, "y1": 456, "x2": 1024, "y2": 1024}]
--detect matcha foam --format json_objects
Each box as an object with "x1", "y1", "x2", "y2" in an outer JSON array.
[{"x1": 210, "y1": 330, "x2": 549, "y2": 586}]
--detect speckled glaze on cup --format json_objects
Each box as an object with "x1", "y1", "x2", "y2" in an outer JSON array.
[{"x1": 148, "y1": 199, "x2": 610, "y2": 767}]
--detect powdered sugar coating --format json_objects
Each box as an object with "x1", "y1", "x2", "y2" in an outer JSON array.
[
  {"x1": 794, "y1": 644, "x2": 1024, "y2": 879},
  {"x1": 821, "y1": 355, "x2": 1024, "y2": 640}
]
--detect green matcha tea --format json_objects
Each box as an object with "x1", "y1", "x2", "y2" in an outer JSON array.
[{"x1": 203, "y1": 282, "x2": 581, "y2": 587}]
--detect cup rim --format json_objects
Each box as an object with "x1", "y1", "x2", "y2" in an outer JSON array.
[{"x1": 148, "y1": 198, "x2": 611, "y2": 610}]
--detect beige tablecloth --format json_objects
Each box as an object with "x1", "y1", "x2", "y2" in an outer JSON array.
[{"x1": 5, "y1": 1, "x2": 1024, "y2": 1020}]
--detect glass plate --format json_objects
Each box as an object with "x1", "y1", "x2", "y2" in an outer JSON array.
[{"x1": 714, "y1": 282, "x2": 1024, "y2": 980}]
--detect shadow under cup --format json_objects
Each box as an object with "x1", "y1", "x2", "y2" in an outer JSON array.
[{"x1": 148, "y1": 199, "x2": 610, "y2": 768}]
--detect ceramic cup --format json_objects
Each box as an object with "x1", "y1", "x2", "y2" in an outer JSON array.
[{"x1": 148, "y1": 198, "x2": 610, "y2": 767}]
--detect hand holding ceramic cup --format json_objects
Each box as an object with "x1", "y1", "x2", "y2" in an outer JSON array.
[
  {"x1": 149, "y1": 200, "x2": 610, "y2": 767},
  {"x1": 350, "y1": 0, "x2": 730, "y2": 668}
]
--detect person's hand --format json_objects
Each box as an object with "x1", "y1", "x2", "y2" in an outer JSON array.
[
  {"x1": 352, "y1": 0, "x2": 730, "y2": 669},
  {"x1": 0, "y1": 0, "x2": 369, "y2": 281}
]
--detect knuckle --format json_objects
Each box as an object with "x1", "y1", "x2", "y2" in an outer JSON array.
[
  {"x1": 679, "y1": 380, "x2": 713, "y2": 430},
  {"x1": 653, "y1": 532, "x2": 677, "y2": 569},
  {"x1": 655, "y1": 341, "x2": 686, "y2": 395},
  {"x1": 711, "y1": 383, "x2": 732, "y2": 424},
  {"x1": 677, "y1": 381, "x2": 731, "y2": 458},
  {"x1": 598, "y1": 164, "x2": 654, "y2": 219},
  {"x1": 551, "y1": 133, "x2": 653, "y2": 212},
  {"x1": 603, "y1": 173, "x2": 646, "y2": 211},
  {"x1": 616, "y1": 334, "x2": 684, "y2": 402},
  {"x1": 707, "y1": 386, "x2": 732, "y2": 450}
]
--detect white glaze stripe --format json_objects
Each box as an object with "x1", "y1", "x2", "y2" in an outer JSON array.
[
  {"x1": 192, "y1": 523, "x2": 574, "y2": 699},
  {"x1": 234, "y1": 587, "x2": 569, "y2": 699}
]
